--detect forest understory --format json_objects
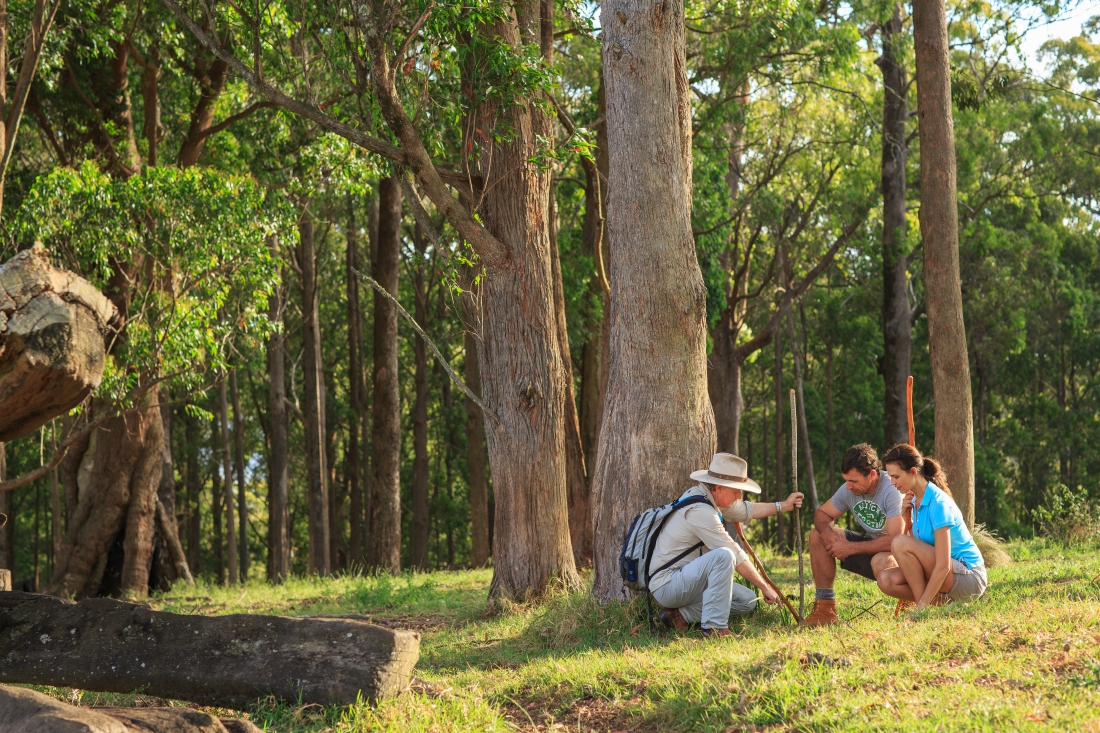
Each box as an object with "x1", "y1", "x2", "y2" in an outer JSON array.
[{"x1": 18, "y1": 539, "x2": 1100, "y2": 732}]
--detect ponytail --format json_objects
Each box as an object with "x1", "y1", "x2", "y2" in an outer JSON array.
[
  {"x1": 919, "y1": 457, "x2": 951, "y2": 497},
  {"x1": 882, "y1": 443, "x2": 952, "y2": 497}
]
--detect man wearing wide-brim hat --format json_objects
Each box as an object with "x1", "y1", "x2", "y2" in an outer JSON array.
[{"x1": 650, "y1": 453, "x2": 804, "y2": 637}]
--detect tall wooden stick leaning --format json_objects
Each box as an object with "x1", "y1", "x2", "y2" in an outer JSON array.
[{"x1": 894, "y1": 375, "x2": 917, "y2": 617}]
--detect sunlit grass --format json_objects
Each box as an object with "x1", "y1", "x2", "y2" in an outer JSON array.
[{"x1": 25, "y1": 540, "x2": 1100, "y2": 731}]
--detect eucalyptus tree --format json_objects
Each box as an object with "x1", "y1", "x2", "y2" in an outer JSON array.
[
  {"x1": 165, "y1": 0, "x2": 582, "y2": 596},
  {"x1": 913, "y1": 0, "x2": 974, "y2": 524}
]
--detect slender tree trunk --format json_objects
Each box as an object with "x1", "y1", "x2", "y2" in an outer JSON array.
[
  {"x1": 346, "y1": 203, "x2": 364, "y2": 568},
  {"x1": 550, "y1": 184, "x2": 592, "y2": 566},
  {"x1": 464, "y1": 330, "x2": 491, "y2": 568},
  {"x1": 50, "y1": 434, "x2": 61, "y2": 563},
  {"x1": 410, "y1": 225, "x2": 431, "y2": 570},
  {"x1": 773, "y1": 332, "x2": 786, "y2": 549},
  {"x1": 913, "y1": 0, "x2": 974, "y2": 523},
  {"x1": 471, "y1": 6, "x2": 580, "y2": 600},
  {"x1": 577, "y1": 144, "x2": 605, "y2": 485},
  {"x1": 184, "y1": 412, "x2": 201, "y2": 575},
  {"x1": 368, "y1": 177, "x2": 402, "y2": 572},
  {"x1": 219, "y1": 376, "x2": 237, "y2": 584},
  {"x1": 155, "y1": 390, "x2": 191, "y2": 584},
  {"x1": 229, "y1": 371, "x2": 248, "y2": 582},
  {"x1": 299, "y1": 214, "x2": 331, "y2": 574},
  {"x1": 211, "y1": 409, "x2": 224, "y2": 585},
  {"x1": 879, "y1": 3, "x2": 913, "y2": 450},
  {"x1": 592, "y1": 0, "x2": 717, "y2": 601},
  {"x1": 266, "y1": 260, "x2": 290, "y2": 582}
]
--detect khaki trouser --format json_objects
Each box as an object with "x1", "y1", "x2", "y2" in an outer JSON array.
[{"x1": 651, "y1": 547, "x2": 759, "y2": 629}]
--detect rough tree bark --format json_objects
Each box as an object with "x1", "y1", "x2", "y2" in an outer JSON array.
[
  {"x1": 879, "y1": 3, "x2": 913, "y2": 450},
  {"x1": 45, "y1": 391, "x2": 164, "y2": 600},
  {"x1": 299, "y1": 214, "x2": 331, "y2": 574},
  {"x1": 913, "y1": 0, "x2": 974, "y2": 523},
  {"x1": 0, "y1": 592, "x2": 420, "y2": 708},
  {"x1": 592, "y1": 0, "x2": 717, "y2": 601},
  {"x1": 410, "y1": 224, "x2": 430, "y2": 570},
  {"x1": 266, "y1": 256, "x2": 290, "y2": 582},
  {"x1": 0, "y1": 247, "x2": 118, "y2": 443},
  {"x1": 368, "y1": 176, "x2": 402, "y2": 572},
  {"x1": 473, "y1": 3, "x2": 580, "y2": 599},
  {"x1": 346, "y1": 203, "x2": 364, "y2": 567}
]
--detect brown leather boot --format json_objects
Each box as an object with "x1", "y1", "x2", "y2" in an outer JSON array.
[
  {"x1": 801, "y1": 599, "x2": 839, "y2": 627},
  {"x1": 660, "y1": 608, "x2": 689, "y2": 631},
  {"x1": 699, "y1": 627, "x2": 734, "y2": 638}
]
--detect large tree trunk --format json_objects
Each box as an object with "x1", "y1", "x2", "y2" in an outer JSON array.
[
  {"x1": 0, "y1": 247, "x2": 118, "y2": 443},
  {"x1": 0, "y1": 592, "x2": 420, "y2": 708},
  {"x1": 592, "y1": 0, "x2": 717, "y2": 601},
  {"x1": 474, "y1": 6, "x2": 580, "y2": 600},
  {"x1": 410, "y1": 226, "x2": 431, "y2": 570},
  {"x1": 463, "y1": 330, "x2": 491, "y2": 568},
  {"x1": 299, "y1": 214, "x2": 331, "y2": 574},
  {"x1": 346, "y1": 204, "x2": 365, "y2": 568},
  {"x1": 550, "y1": 186, "x2": 592, "y2": 567},
  {"x1": 266, "y1": 263, "x2": 290, "y2": 582},
  {"x1": 45, "y1": 392, "x2": 163, "y2": 600},
  {"x1": 913, "y1": 0, "x2": 974, "y2": 523},
  {"x1": 879, "y1": 3, "x2": 912, "y2": 450},
  {"x1": 229, "y1": 371, "x2": 248, "y2": 581},
  {"x1": 368, "y1": 176, "x2": 402, "y2": 572}
]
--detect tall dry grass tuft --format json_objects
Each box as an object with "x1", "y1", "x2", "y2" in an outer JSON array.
[{"x1": 972, "y1": 524, "x2": 1011, "y2": 567}]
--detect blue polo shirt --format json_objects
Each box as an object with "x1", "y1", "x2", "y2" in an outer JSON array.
[{"x1": 912, "y1": 483, "x2": 984, "y2": 568}]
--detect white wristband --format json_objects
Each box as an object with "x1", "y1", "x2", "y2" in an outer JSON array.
[{"x1": 775, "y1": 502, "x2": 783, "y2": 514}]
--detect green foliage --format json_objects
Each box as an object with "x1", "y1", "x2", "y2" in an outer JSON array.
[
  {"x1": 15, "y1": 163, "x2": 285, "y2": 397},
  {"x1": 1033, "y1": 484, "x2": 1100, "y2": 546}
]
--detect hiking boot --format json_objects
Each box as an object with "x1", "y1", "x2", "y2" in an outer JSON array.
[
  {"x1": 660, "y1": 607, "x2": 689, "y2": 631},
  {"x1": 801, "y1": 599, "x2": 839, "y2": 627},
  {"x1": 699, "y1": 627, "x2": 734, "y2": 638}
]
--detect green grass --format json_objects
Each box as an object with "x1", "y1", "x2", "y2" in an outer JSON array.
[{"x1": 27, "y1": 540, "x2": 1100, "y2": 731}]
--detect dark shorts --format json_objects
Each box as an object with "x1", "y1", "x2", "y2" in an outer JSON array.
[{"x1": 838, "y1": 530, "x2": 879, "y2": 581}]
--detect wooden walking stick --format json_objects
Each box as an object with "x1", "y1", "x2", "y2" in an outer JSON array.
[
  {"x1": 790, "y1": 389, "x2": 805, "y2": 622},
  {"x1": 894, "y1": 375, "x2": 917, "y2": 618}
]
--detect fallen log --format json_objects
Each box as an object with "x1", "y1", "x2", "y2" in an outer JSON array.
[
  {"x1": 0, "y1": 246, "x2": 118, "y2": 443},
  {"x1": 0, "y1": 592, "x2": 420, "y2": 709},
  {"x1": 0, "y1": 685, "x2": 262, "y2": 733}
]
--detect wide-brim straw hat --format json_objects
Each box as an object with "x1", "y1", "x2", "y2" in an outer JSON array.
[{"x1": 690, "y1": 452, "x2": 762, "y2": 494}]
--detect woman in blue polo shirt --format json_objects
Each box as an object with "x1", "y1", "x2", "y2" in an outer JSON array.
[{"x1": 877, "y1": 444, "x2": 988, "y2": 609}]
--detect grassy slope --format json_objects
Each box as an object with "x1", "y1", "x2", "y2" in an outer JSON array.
[{"x1": 29, "y1": 540, "x2": 1100, "y2": 732}]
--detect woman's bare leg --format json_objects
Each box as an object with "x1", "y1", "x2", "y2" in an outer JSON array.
[
  {"x1": 891, "y1": 534, "x2": 954, "y2": 602},
  {"x1": 876, "y1": 566, "x2": 914, "y2": 600}
]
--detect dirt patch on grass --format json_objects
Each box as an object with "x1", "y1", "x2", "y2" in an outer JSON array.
[{"x1": 503, "y1": 696, "x2": 657, "y2": 733}]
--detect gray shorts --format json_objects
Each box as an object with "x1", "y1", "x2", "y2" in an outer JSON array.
[{"x1": 945, "y1": 559, "x2": 988, "y2": 602}]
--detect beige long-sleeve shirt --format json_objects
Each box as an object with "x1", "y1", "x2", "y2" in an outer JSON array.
[{"x1": 648, "y1": 484, "x2": 752, "y2": 592}]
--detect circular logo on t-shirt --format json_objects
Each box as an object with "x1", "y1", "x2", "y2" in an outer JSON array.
[{"x1": 852, "y1": 499, "x2": 887, "y2": 531}]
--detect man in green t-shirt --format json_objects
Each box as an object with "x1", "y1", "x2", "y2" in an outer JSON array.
[{"x1": 802, "y1": 444, "x2": 904, "y2": 627}]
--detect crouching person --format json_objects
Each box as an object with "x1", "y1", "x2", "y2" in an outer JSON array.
[
  {"x1": 877, "y1": 444, "x2": 988, "y2": 609},
  {"x1": 803, "y1": 444, "x2": 904, "y2": 627},
  {"x1": 651, "y1": 453, "x2": 803, "y2": 638}
]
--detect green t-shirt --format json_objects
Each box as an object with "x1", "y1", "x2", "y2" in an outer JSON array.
[{"x1": 829, "y1": 470, "x2": 901, "y2": 537}]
